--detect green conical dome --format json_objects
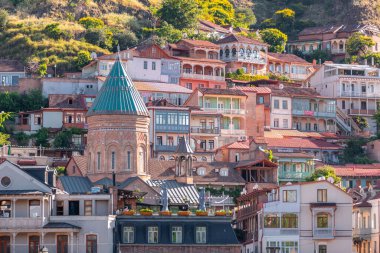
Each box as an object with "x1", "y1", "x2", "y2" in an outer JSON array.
[{"x1": 87, "y1": 58, "x2": 149, "y2": 117}]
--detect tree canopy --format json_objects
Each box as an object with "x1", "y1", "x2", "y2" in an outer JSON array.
[
  {"x1": 342, "y1": 138, "x2": 374, "y2": 164},
  {"x1": 346, "y1": 32, "x2": 375, "y2": 57},
  {"x1": 156, "y1": 0, "x2": 199, "y2": 30},
  {"x1": 274, "y1": 8, "x2": 295, "y2": 33},
  {"x1": 259, "y1": 28, "x2": 288, "y2": 53},
  {"x1": 197, "y1": 0, "x2": 235, "y2": 26},
  {"x1": 306, "y1": 165, "x2": 341, "y2": 184}
]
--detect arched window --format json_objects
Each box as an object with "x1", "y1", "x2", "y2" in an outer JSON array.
[
  {"x1": 159, "y1": 156, "x2": 165, "y2": 161},
  {"x1": 197, "y1": 167, "x2": 206, "y2": 176},
  {"x1": 246, "y1": 49, "x2": 251, "y2": 58},
  {"x1": 126, "y1": 149, "x2": 133, "y2": 171},
  {"x1": 232, "y1": 48, "x2": 237, "y2": 57},
  {"x1": 201, "y1": 156, "x2": 207, "y2": 161},
  {"x1": 111, "y1": 151, "x2": 116, "y2": 170},
  {"x1": 138, "y1": 147, "x2": 145, "y2": 174},
  {"x1": 192, "y1": 156, "x2": 197, "y2": 161},
  {"x1": 219, "y1": 168, "x2": 229, "y2": 177},
  {"x1": 239, "y1": 48, "x2": 245, "y2": 57},
  {"x1": 169, "y1": 156, "x2": 175, "y2": 161},
  {"x1": 225, "y1": 49, "x2": 230, "y2": 58},
  {"x1": 219, "y1": 49, "x2": 223, "y2": 58}
]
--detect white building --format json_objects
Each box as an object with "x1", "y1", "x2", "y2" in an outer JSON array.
[
  {"x1": 309, "y1": 63, "x2": 380, "y2": 134},
  {"x1": 261, "y1": 180, "x2": 353, "y2": 253}
]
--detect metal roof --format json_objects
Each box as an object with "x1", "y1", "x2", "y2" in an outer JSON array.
[
  {"x1": 175, "y1": 137, "x2": 193, "y2": 154},
  {"x1": 43, "y1": 222, "x2": 81, "y2": 229},
  {"x1": 59, "y1": 176, "x2": 93, "y2": 194},
  {"x1": 87, "y1": 56, "x2": 149, "y2": 117},
  {"x1": 146, "y1": 180, "x2": 199, "y2": 205}
]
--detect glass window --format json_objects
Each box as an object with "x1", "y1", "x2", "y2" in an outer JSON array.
[
  {"x1": 123, "y1": 226, "x2": 134, "y2": 244},
  {"x1": 156, "y1": 114, "x2": 165, "y2": 125},
  {"x1": 148, "y1": 226, "x2": 158, "y2": 243},
  {"x1": 274, "y1": 119, "x2": 279, "y2": 128},
  {"x1": 84, "y1": 200, "x2": 92, "y2": 216},
  {"x1": 56, "y1": 201, "x2": 64, "y2": 216},
  {"x1": 319, "y1": 245, "x2": 327, "y2": 253},
  {"x1": 195, "y1": 226, "x2": 206, "y2": 244},
  {"x1": 274, "y1": 99, "x2": 279, "y2": 109},
  {"x1": 317, "y1": 189, "x2": 327, "y2": 202},
  {"x1": 127, "y1": 151, "x2": 131, "y2": 170},
  {"x1": 0, "y1": 200, "x2": 11, "y2": 218},
  {"x1": 57, "y1": 235, "x2": 68, "y2": 253},
  {"x1": 29, "y1": 200, "x2": 41, "y2": 218},
  {"x1": 111, "y1": 151, "x2": 116, "y2": 170},
  {"x1": 168, "y1": 113, "x2": 177, "y2": 125},
  {"x1": 283, "y1": 190, "x2": 297, "y2": 202},
  {"x1": 317, "y1": 214, "x2": 329, "y2": 228},
  {"x1": 178, "y1": 113, "x2": 189, "y2": 125},
  {"x1": 86, "y1": 235, "x2": 97, "y2": 253},
  {"x1": 258, "y1": 96, "x2": 264, "y2": 104},
  {"x1": 264, "y1": 214, "x2": 280, "y2": 228},
  {"x1": 68, "y1": 201, "x2": 79, "y2": 216},
  {"x1": 281, "y1": 241, "x2": 298, "y2": 253},
  {"x1": 281, "y1": 213, "x2": 298, "y2": 228},
  {"x1": 208, "y1": 140, "x2": 214, "y2": 150},
  {"x1": 172, "y1": 226, "x2": 182, "y2": 243},
  {"x1": 143, "y1": 61, "x2": 148, "y2": 70},
  {"x1": 282, "y1": 100, "x2": 288, "y2": 109},
  {"x1": 283, "y1": 119, "x2": 288, "y2": 129},
  {"x1": 29, "y1": 235, "x2": 40, "y2": 253},
  {"x1": 97, "y1": 152, "x2": 101, "y2": 171},
  {"x1": 152, "y1": 62, "x2": 156, "y2": 70}
]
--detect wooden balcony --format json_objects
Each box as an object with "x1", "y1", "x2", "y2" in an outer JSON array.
[
  {"x1": 348, "y1": 109, "x2": 377, "y2": 116},
  {"x1": 279, "y1": 171, "x2": 312, "y2": 181},
  {"x1": 190, "y1": 126, "x2": 220, "y2": 135}
]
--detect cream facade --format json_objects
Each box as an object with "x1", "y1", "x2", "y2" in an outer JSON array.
[{"x1": 271, "y1": 96, "x2": 292, "y2": 129}]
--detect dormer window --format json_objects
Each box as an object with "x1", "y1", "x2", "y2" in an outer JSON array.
[
  {"x1": 68, "y1": 98, "x2": 73, "y2": 105},
  {"x1": 219, "y1": 168, "x2": 228, "y2": 177},
  {"x1": 197, "y1": 167, "x2": 206, "y2": 176}
]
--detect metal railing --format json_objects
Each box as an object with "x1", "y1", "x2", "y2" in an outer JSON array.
[
  {"x1": 340, "y1": 91, "x2": 380, "y2": 98},
  {"x1": 182, "y1": 73, "x2": 225, "y2": 81},
  {"x1": 154, "y1": 145, "x2": 177, "y2": 152},
  {"x1": 279, "y1": 171, "x2": 311, "y2": 180},
  {"x1": 190, "y1": 126, "x2": 220, "y2": 134},
  {"x1": 292, "y1": 110, "x2": 335, "y2": 118},
  {"x1": 203, "y1": 107, "x2": 245, "y2": 115},
  {"x1": 313, "y1": 228, "x2": 334, "y2": 238}
]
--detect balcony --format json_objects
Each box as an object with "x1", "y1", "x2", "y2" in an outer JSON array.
[
  {"x1": 207, "y1": 196, "x2": 235, "y2": 206},
  {"x1": 348, "y1": 109, "x2": 377, "y2": 116},
  {"x1": 353, "y1": 227, "x2": 372, "y2": 238},
  {"x1": 313, "y1": 228, "x2": 334, "y2": 239},
  {"x1": 156, "y1": 124, "x2": 189, "y2": 133},
  {"x1": 221, "y1": 129, "x2": 246, "y2": 135},
  {"x1": 340, "y1": 91, "x2": 380, "y2": 98},
  {"x1": 63, "y1": 122, "x2": 86, "y2": 129},
  {"x1": 203, "y1": 107, "x2": 246, "y2": 115},
  {"x1": 182, "y1": 73, "x2": 225, "y2": 81},
  {"x1": 154, "y1": 145, "x2": 177, "y2": 152},
  {"x1": 331, "y1": 49, "x2": 345, "y2": 54},
  {"x1": 221, "y1": 56, "x2": 266, "y2": 65},
  {"x1": 237, "y1": 205, "x2": 258, "y2": 218},
  {"x1": 0, "y1": 217, "x2": 43, "y2": 230},
  {"x1": 280, "y1": 228, "x2": 299, "y2": 235},
  {"x1": 190, "y1": 126, "x2": 220, "y2": 135},
  {"x1": 278, "y1": 171, "x2": 312, "y2": 181},
  {"x1": 292, "y1": 110, "x2": 336, "y2": 118},
  {"x1": 289, "y1": 73, "x2": 309, "y2": 81}
]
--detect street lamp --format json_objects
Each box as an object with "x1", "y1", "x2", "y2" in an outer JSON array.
[{"x1": 40, "y1": 246, "x2": 48, "y2": 253}]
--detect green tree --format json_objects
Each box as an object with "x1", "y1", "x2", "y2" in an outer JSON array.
[
  {"x1": 260, "y1": 18, "x2": 276, "y2": 29},
  {"x1": 353, "y1": 116, "x2": 369, "y2": 131},
  {"x1": 374, "y1": 110, "x2": 380, "y2": 133},
  {"x1": 84, "y1": 28, "x2": 113, "y2": 50},
  {"x1": 14, "y1": 132, "x2": 30, "y2": 146},
  {"x1": 273, "y1": 8, "x2": 295, "y2": 33},
  {"x1": 234, "y1": 7, "x2": 256, "y2": 28},
  {"x1": 197, "y1": 0, "x2": 235, "y2": 26},
  {"x1": 147, "y1": 22, "x2": 183, "y2": 45},
  {"x1": 157, "y1": 0, "x2": 199, "y2": 30},
  {"x1": 37, "y1": 63, "x2": 47, "y2": 77},
  {"x1": 0, "y1": 9, "x2": 9, "y2": 31},
  {"x1": 346, "y1": 32, "x2": 375, "y2": 57},
  {"x1": 0, "y1": 112, "x2": 12, "y2": 146},
  {"x1": 34, "y1": 128, "x2": 49, "y2": 147},
  {"x1": 260, "y1": 28, "x2": 288, "y2": 53},
  {"x1": 306, "y1": 165, "x2": 341, "y2": 184},
  {"x1": 53, "y1": 130, "x2": 72, "y2": 148},
  {"x1": 342, "y1": 138, "x2": 373, "y2": 164},
  {"x1": 78, "y1": 17, "x2": 104, "y2": 29},
  {"x1": 112, "y1": 31, "x2": 138, "y2": 51},
  {"x1": 44, "y1": 23, "x2": 69, "y2": 40},
  {"x1": 75, "y1": 50, "x2": 92, "y2": 69}
]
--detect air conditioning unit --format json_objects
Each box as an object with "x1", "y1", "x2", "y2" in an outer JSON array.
[
  {"x1": 239, "y1": 136, "x2": 247, "y2": 141},
  {"x1": 215, "y1": 168, "x2": 219, "y2": 173}
]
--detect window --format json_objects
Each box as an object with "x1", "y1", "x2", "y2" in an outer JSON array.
[
  {"x1": 317, "y1": 214, "x2": 329, "y2": 228},
  {"x1": 172, "y1": 226, "x2": 182, "y2": 243},
  {"x1": 362, "y1": 84, "x2": 367, "y2": 93},
  {"x1": 374, "y1": 214, "x2": 377, "y2": 229},
  {"x1": 168, "y1": 113, "x2": 177, "y2": 125},
  {"x1": 0, "y1": 200, "x2": 11, "y2": 218},
  {"x1": 215, "y1": 85, "x2": 221, "y2": 89},
  {"x1": 167, "y1": 136, "x2": 174, "y2": 146},
  {"x1": 68, "y1": 201, "x2": 79, "y2": 216},
  {"x1": 123, "y1": 227, "x2": 134, "y2": 244},
  {"x1": 72, "y1": 166, "x2": 76, "y2": 174},
  {"x1": 264, "y1": 214, "x2": 280, "y2": 228},
  {"x1": 274, "y1": 99, "x2": 279, "y2": 109},
  {"x1": 56, "y1": 201, "x2": 64, "y2": 216},
  {"x1": 152, "y1": 62, "x2": 156, "y2": 70},
  {"x1": 361, "y1": 101, "x2": 367, "y2": 110},
  {"x1": 84, "y1": 200, "x2": 92, "y2": 216},
  {"x1": 29, "y1": 200, "x2": 41, "y2": 217},
  {"x1": 198, "y1": 84, "x2": 204, "y2": 88},
  {"x1": 306, "y1": 123, "x2": 311, "y2": 131},
  {"x1": 100, "y1": 64, "x2": 107, "y2": 70},
  {"x1": 208, "y1": 140, "x2": 214, "y2": 150},
  {"x1": 220, "y1": 168, "x2": 229, "y2": 177},
  {"x1": 57, "y1": 235, "x2": 68, "y2": 253},
  {"x1": 282, "y1": 100, "x2": 288, "y2": 109},
  {"x1": 258, "y1": 96, "x2": 264, "y2": 104},
  {"x1": 111, "y1": 151, "x2": 116, "y2": 170},
  {"x1": 281, "y1": 213, "x2": 298, "y2": 228},
  {"x1": 317, "y1": 189, "x2": 327, "y2": 202},
  {"x1": 97, "y1": 152, "x2": 101, "y2": 171},
  {"x1": 143, "y1": 61, "x2": 148, "y2": 70},
  {"x1": 283, "y1": 190, "x2": 297, "y2": 202},
  {"x1": 274, "y1": 119, "x2": 279, "y2": 128},
  {"x1": 197, "y1": 167, "x2": 206, "y2": 176},
  {"x1": 127, "y1": 151, "x2": 131, "y2": 171},
  {"x1": 29, "y1": 235, "x2": 40, "y2": 253},
  {"x1": 342, "y1": 100, "x2": 346, "y2": 109},
  {"x1": 148, "y1": 226, "x2": 158, "y2": 243},
  {"x1": 281, "y1": 241, "x2": 298, "y2": 253},
  {"x1": 200, "y1": 140, "x2": 206, "y2": 150},
  {"x1": 195, "y1": 227, "x2": 206, "y2": 244},
  {"x1": 283, "y1": 119, "x2": 288, "y2": 129},
  {"x1": 86, "y1": 235, "x2": 97, "y2": 253},
  {"x1": 318, "y1": 245, "x2": 327, "y2": 253},
  {"x1": 156, "y1": 136, "x2": 163, "y2": 146},
  {"x1": 186, "y1": 83, "x2": 192, "y2": 89},
  {"x1": 1, "y1": 176, "x2": 10, "y2": 187},
  {"x1": 178, "y1": 113, "x2": 189, "y2": 125},
  {"x1": 156, "y1": 114, "x2": 166, "y2": 125}
]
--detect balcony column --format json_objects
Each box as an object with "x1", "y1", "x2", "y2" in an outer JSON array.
[
  {"x1": 12, "y1": 232, "x2": 16, "y2": 253},
  {"x1": 41, "y1": 232, "x2": 45, "y2": 249},
  {"x1": 41, "y1": 196, "x2": 45, "y2": 225},
  {"x1": 70, "y1": 232, "x2": 74, "y2": 253},
  {"x1": 12, "y1": 198, "x2": 15, "y2": 218}
]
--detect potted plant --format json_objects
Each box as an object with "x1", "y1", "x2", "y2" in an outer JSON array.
[
  {"x1": 195, "y1": 210, "x2": 208, "y2": 216},
  {"x1": 177, "y1": 210, "x2": 191, "y2": 216},
  {"x1": 122, "y1": 209, "x2": 135, "y2": 216},
  {"x1": 139, "y1": 208, "x2": 153, "y2": 216},
  {"x1": 215, "y1": 210, "x2": 226, "y2": 216},
  {"x1": 159, "y1": 210, "x2": 172, "y2": 216}
]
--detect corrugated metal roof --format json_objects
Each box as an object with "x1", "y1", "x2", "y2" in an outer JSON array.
[
  {"x1": 176, "y1": 138, "x2": 193, "y2": 154},
  {"x1": 59, "y1": 176, "x2": 92, "y2": 194},
  {"x1": 146, "y1": 180, "x2": 199, "y2": 204},
  {"x1": 87, "y1": 57, "x2": 149, "y2": 116},
  {"x1": 43, "y1": 222, "x2": 81, "y2": 229}
]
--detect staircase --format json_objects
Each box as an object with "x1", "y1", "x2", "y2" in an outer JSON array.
[{"x1": 336, "y1": 107, "x2": 361, "y2": 134}]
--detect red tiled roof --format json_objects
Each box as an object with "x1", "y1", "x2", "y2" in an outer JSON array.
[
  {"x1": 333, "y1": 165, "x2": 380, "y2": 177},
  {"x1": 216, "y1": 34, "x2": 267, "y2": 46},
  {"x1": 233, "y1": 86, "x2": 271, "y2": 94},
  {"x1": 180, "y1": 39, "x2": 220, "y2": 48},
  {"x1": 48, "y1": 94, "x2": 93, "y2": 109},
  {"x1": 72, "y1": 156, "x2": 87, "y2": 176},
  {"x1": 224, "y1": 140, "x2": 250, "y2": 150},
  {"x1": 267, "y1": 52, "x2": 312, "y2": 65},
  {"x1": 198, "y1": 20, "x2": 230, "y2": 34},
  {"x1": 174, "y1": 56, "x2": 226, "y2": 64},
  {"x1": 0, "y1": 157, "x2": 6, "y2": 164},
  {"x1": 198, "y1": 87, "x2": 247, "y2": 96},
  {"x1": 265, "y1": 137, "x2": 341, "y2": 150}
]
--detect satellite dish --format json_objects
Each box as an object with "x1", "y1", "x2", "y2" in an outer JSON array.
[
  {"x1": 279, "y1": 83, "x2": 284, "y2": 89},
  {"x1": 318, "y1": 176, "x2": 326, "y2": 181},
  {"x1": 90, "y1": 52, "x2": 97, "y2": 59},
  {"x1": 253, "y1": 184, "x2": 259, "y2": 190},
  {"x1": 327, "y1": 177, "x2": 334, "y2": 183}
]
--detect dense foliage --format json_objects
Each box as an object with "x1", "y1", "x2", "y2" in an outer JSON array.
[
  {"x1": 259, "y1": 28, "x2": 288, "y2": 53},
  {"x1": 306, "y1": 165, "x2": 341, "y2": 184},
  {"x1": 341, "y1": 138, "x2": 374, "y2": 164},
  {"x1": 0, "y1": 90, "x2": 47, "y2": 112}
]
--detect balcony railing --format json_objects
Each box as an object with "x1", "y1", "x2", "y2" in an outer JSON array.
[
  {"x1": 331, "y1": 49, "x2": 345, "y2": 54},
  {"x1": 348, "y1": 109, "x2": 377, "y2": 115},
  {"x1": 289, "y1": 73, "x2": 309, "y2": 80},
  {"x1": 190, "y1": 126, "x2": 220, "y2": 135},
  {"x1": 237, "y1": 205, "x2": 258, "y2": 218},
  {"x1": 207, "y1": 196, "x2": 235, "y2": 206},
  {"x1": 182, "y1": 73, "x2": 225, "y2": 81},
  {"x1": 292, "y1": 110, "x2": 336, "y2": 118},
  {"x1": 279, "y1": 171, "x2": 312, "y2": 180},
  {"x1": 221, "y1": 129, "x2": 246, "y2": 135},
  {"x1": 313, "y1": 228, "x2": 334, "y2": 239},
  {"x1": 154, "y1": 145, "x2": 177, "y2": 152},
  {"x1": 280, "y1": 228, "x2": 299, "y2": 235},
  {"x1": 156, "y1": 124, "x2": 189, "y2": 133},
  {"x1": 203, "y1": 107, "x2": 246, "y2": 115},
  {"x1": 0, "y1": 217, "x2": 43, "y2": 229},
  {"x1": 221, "y1": 56, "x2": 266, "y2": 65},
  {"x1": 353, "y1": 227, "x2": 372, "y2": 237},
  {"x1": 340, "y1": 91, "x2": 380, "y2": 98}
]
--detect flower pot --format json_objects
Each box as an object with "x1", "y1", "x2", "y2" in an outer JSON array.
[
  {"x1": 195, "y1": 211, "x2": 208, "y2": 216},
  {"x1": 140, "y1": 211, "x2": 153, "y2": 216},
  {"x1": 122, "y1": 210, "x2": 135, "y2": 216},
  {"x1": 177, "y1": 211, "x2": 191, "y2": 216},
  {"x1": 215, "y1": 212, "x2": 226, "y2": 216},
  {"x1": 159, "y1": 211, "x2": 172, "y2": 216}
]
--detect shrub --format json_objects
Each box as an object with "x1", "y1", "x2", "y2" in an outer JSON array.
[{"x1": 78, "y1": 17, "x2": 104, "y2": 29}]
